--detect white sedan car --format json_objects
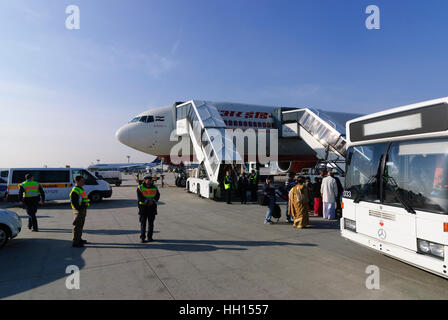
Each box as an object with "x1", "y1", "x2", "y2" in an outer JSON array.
[{"x1": 0, "y1": 209, "x2": 22, "y2": 248}]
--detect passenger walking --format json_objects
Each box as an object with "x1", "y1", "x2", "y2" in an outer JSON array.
[
  {"x1": 321, "y1": 171, "x2": 338, "y2": 220},
  {"x1": 224, "y1": 171, "x2": 233, "y2": 204},
  {"x1": 288, "y1": 178, "x2": 310, "y2": 228},
  {"x1": 312, "y1": 177, "x2": 323, "y2": 216},
  {"x1": 304, "y1": 176, "x2": 313, "y2": 210},
  {"x1": 249, "y1": 170, "x2": 258, "y2": 201},
  {"x1": 237, "y1": 172, "x2": 248, "y2": 204},
  {"x1": 70, "y1": 176, "x2": 90, "y2": 247},
  {"x1": 333, "y1": 170, "x2": 344, "y2": 219},
  {"x1": 284, "y1": 172, "x2": 296, "y2": 223},
  {"x1": 19, "y1": 173, "x2": 45, "y2": 232},
  {"x1": 137, "y1": 175, "x2": 160, "y2": 243},
  {"x1": 263, "y1": 176, "x2": 276, "y2": 224}
]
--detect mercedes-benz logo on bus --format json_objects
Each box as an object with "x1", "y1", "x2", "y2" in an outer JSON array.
[{"x1": 378, "y1": 229, "x2": 386, "y2": 239}]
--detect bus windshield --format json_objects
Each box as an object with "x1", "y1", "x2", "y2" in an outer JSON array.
[
  {"x1": 384, "y1": 138, "x2": 448, "y2": 214},
  {"x1": 345, "y1": 143, "x2": 387, "y2": 203},
  {"x1": 346, "y1": 138, "x2": 448, "y2": 215}
]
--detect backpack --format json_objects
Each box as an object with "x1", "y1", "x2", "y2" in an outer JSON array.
[{"x1": 272, "y1": 204, "x2": 281, "y2": 221}]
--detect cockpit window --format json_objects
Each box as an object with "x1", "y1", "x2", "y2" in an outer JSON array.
[
  {"x1": 148, "y1": 116, "x2": 154, "y2": 123},
  {"x1": 129, "y1": 117, "x2": 139, "y2": 123},
  {"x1": 139, "y1": 116, "x2": 148, "y2": 123}
]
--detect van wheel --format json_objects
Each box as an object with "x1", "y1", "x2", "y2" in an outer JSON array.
[
  {"x1": 89, "y1": 192, "x2": 103, "y2": 203},
  {"x1": 0, "y1": 226, "x2": 9, "y2": 249},
  {"x1": 115, "y1": 182, "x2": 121, "y2": 187}
]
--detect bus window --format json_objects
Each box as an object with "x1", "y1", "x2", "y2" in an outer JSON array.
[
  {"x1": 383, "y1": 139, "x2": 448, "y2": 214},
  {"x1": 345, "y1": 143, "x2": 387, "y2": 202}
]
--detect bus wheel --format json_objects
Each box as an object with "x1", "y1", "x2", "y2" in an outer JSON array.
[{"x1": 89, "y1": 192, "x2": 103, "y2": 203}]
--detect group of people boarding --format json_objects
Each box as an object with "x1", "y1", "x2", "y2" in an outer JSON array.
[{"x1": 263, "y1": 169, "x2": 343, "y2": 228}]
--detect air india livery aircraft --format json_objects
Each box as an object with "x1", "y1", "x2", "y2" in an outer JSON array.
[{"x1": 116, "y1": 100, "x2": 359, "y2": 172}]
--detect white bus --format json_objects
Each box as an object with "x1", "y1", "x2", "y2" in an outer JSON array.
[{"x1": 341, "y1": 97, "x2": 448, "y2": 279}]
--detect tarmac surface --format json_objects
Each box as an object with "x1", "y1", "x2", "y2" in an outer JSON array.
[{"x1": 1, "y1": 175, "x2": 448, "y2": 300}]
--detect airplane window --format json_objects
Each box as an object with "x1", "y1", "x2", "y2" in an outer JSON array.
[
  {"x1": 139, "y1": 116, "x2": 148, "y2": 122},
  {"x1": 148, "y1": 116, "x2": 154, "y2": 123},
  {"x1": 129, "y1": 117, "x2": 139, "y2": 123}
]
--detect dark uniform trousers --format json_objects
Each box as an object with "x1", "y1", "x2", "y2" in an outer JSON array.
[
  {"x1": 139, "y1": 205, "x2": 156, "y2": 240},
  {"x1": 73, "y1": 208, "x2": 87, "y2": 244},
  {"x1": 226, "y1": 189, "x2": 232, "y2": 204},
  {"x1": 26, "y1": 205, "x2": 38, "y2": 231}
]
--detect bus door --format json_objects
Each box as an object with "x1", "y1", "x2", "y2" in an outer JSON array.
[
  {"x1": 345, "y1": 142, "x2": 417, "y2": 251},
  {"x1": 371, "y1": 142, "x2": 418, "y2": 251}
]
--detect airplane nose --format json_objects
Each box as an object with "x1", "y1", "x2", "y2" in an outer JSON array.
[{"x1": 115, "y1": 125, "x2": 130, "y2": 146}]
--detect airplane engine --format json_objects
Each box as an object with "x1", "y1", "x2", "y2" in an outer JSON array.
[{"x1": 276, "y1": 160, "x2": 318, "y2": 174}]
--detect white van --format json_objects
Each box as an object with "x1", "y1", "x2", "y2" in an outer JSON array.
[
  {"x1": 0, "y1": 169, "x2": 9, "y2": 199},
  {"x1": 5, "y1": 168, "x2": 112, "y2": 203},
  {"x1": 87, "y1": 168, "x2": 122, "y2": 186}
]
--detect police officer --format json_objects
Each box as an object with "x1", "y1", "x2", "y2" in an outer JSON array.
[
  {"x1": 249, "y1": 170, "x2": 258, "y2": 201},
  {"x1": 224, "y1": 170, "x2": 232, "y2": 204},
  {"x1": 137, "y1": 175, "x2": 160, "y2": 243},
  {"x1": 19, "y1": 173, "x2": 45, "y2": 232},
  {"x1": 70, "y1": 176, "x2": 90, "y2": 248}
]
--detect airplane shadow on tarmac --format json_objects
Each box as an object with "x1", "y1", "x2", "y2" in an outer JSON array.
[
  {"x1": 86, "y1": 239, "x2": 317, "y2": 252},
  {"x1": 15, "y1": 199, "x2": 165, "y2": 211},
  {"x1": 38, "y1": 228, "x2": 158, "y2": 236},
  {"x1": 0, "y1": 238, "x2": 85, "y2": 299},
  {"x1": 0, "y1": 237, "x2": 316, "y2": 298}
]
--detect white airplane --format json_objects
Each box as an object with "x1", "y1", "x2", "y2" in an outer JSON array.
[
  {"x1": 87, "y1": 158, "x2": 161, "y2": 173},
  {"x1": 116, "y1": 100, "x2": 360, "y2": 172}
]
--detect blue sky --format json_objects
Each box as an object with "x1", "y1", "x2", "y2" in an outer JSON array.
[{"x1": 1, "y1": 0, "x2": 448, "y2": 167}]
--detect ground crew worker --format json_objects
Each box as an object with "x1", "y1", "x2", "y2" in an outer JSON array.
[
  {"x1": 137, "y1": 175, "x2": 160, "y2": 243},
  {"x1": 249, "y1": 170, "x2": 258, "y2": 201},
  {"x1": 19, "y1": 173, "x2": 45, "y2": 232},
  {"x1": 70, "y1": 176, "x2": 90, "y2": 248},
  {"x1": 224, "y1": 170, "x2": 232, "y2": 204}
]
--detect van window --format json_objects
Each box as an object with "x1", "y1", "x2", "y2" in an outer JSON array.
[
  {"x1": 72, "y1": 169, "x2": 98, "y2": 185},
  {"x1": 0, "y1": 178, "x2": 6, "y2": 184},
  {"x1": 11, "y1": 170, "x2": 70, "y2": 184},
  {"x1": 0, "y1": 171, "x2": 8, "y2": 178}
]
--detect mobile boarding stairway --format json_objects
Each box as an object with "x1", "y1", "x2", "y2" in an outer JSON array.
[
  {"x1": 175, "y1": 100, "x2": 242, "y2": 199},
  {"x1": 277, "y1": 108, "x2": 348, "y2": 172},
  {"x1": 175, "y1": 100, "x2": 348, "y2": 199}
]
